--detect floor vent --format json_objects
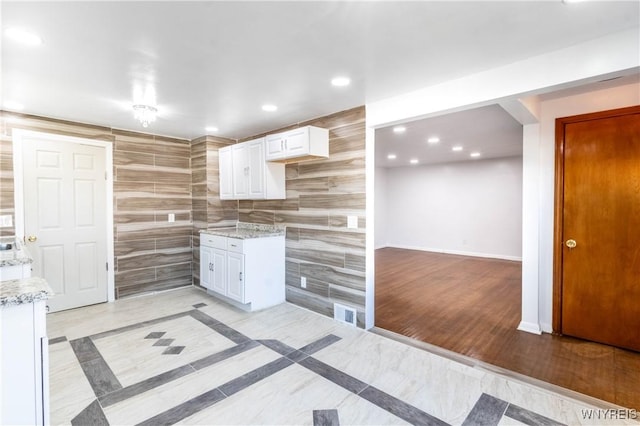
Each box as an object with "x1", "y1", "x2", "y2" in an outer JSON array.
[{"x1": 333, "y1": 303, "x2": 357, "y2": 326}]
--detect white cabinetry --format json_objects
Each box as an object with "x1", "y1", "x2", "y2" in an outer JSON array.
[
  {"x1": 200, "y1": 232, "x2": 284, "y2": 311},
  {"x1": 219, "y1": 138, "x2": 285, "y2": 200},
  {"x1": 1, "y1": 299, "x2": 49, "y2": 426},
  {"x1": 0, "y1": 263, "x2": 31, "y2": 281},
  {"x1": 265, "y1": 126, "x2": 329, "y2": 162}
]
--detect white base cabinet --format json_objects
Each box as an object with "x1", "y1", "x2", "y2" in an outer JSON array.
[
  {"x1": 0, "y1": 263, "x2": 31, "y2": 281},
  {"x1": 200, "y1": 233, "x2": 285, "y2": 311},
  {"x1": 1, "y1": 299, "x2": 49, "y2": 426}
]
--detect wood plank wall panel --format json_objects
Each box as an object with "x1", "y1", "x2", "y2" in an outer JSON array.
[
  {"x1": 238, "y1": 106, "x2": 367, "y2": 327},
  {"x1": 0, "y1": 127, "x2": 15, "y2": 237},
  {"x1": 0, "y1": 111, "x2": 193, "y2": 298},
  {"x1": 190, "y1": 135, "x2": 236, "y2": 288}
]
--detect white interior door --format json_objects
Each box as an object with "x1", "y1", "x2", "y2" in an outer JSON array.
[{"x1": 22, "y1": 135, "x2": 108, "y2": 312}]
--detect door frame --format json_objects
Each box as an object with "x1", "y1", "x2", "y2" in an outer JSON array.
[
  {"x1": 12, "y1": 129, "x2": 115, "y2": 303},
  {"x1": 552, "y1": 105, "x2": 640, "y2": 333}
]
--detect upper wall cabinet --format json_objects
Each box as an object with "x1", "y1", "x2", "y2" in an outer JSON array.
[
  {"x1": 265, "y1": 126, "x2": 329, "y2": 163},
  {"x1": 219, "y1": 138, "x2": 285, "y2": 200}
]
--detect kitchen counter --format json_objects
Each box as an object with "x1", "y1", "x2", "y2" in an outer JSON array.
[
  {"x1": 0, "y1": 277, "x2": 53, "y2": 308},
  {"x1": 201, "y1": 222, "x2": 285, "y2": 239},
  {"x1": 0, "y1": 237, "x2": 34, "y2": 268}
]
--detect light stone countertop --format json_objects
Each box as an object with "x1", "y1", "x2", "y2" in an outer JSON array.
[
  {"x1": 0, "y1": 276, "x2": 54, "y2": 308},
  {"x1": 0, "y1": 237, "x2": 34, "y2": 267},
  {"x1": 201, "y1": 222, "x2": 285, "y2": 239}
]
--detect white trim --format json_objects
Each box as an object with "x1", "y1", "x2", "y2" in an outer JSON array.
[
  {"x1": 517, "y1": 321, "x2": 542, "y2": 335},
  {"x1": 364, "y1": 126, "x2": 376, "y2": 330},
  {"x1": 12, "y1": 129, "x2": 115, "y2": 304},
  {"x1": 382, "y1": 244, "x2": 522, "y2": 262}
]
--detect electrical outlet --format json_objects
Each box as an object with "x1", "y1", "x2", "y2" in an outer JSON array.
[
  {"x1": 0, "y1": 215, "x2": 12, "y2": 228},
  {"x1": 347, "y1": 215, "x2": 358, "y2": 229},
  {"x1": 168, "y1": 213, "x2": 175, "y2": 223},
  {"x1": 300, "y1": 276, "x2": 307, "y2": 289}
]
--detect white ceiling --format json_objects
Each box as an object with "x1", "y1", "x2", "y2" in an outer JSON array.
[
  {"x1": 375, "y1": 104, "x2": 523, "y2": 168},
  {"x1": 2, "y1": 1, "x2": 639, "y2": 141}
]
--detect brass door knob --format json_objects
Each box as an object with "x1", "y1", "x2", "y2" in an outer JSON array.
[
  {"x1": 27, "y1": 235, "x2": 38, "y2": 242},
  {"x1": 565, "y1": 239, "x2": 577, "y2": 249}
]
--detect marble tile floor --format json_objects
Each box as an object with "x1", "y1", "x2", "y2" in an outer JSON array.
[{"x1": 46, "y1": 287, "x2": 639, "y2": 426}]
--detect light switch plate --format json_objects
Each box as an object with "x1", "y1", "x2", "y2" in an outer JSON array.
[
  {"x1": 168, "y1": 213, "x2": 175, "y2": 223},
  {"x1": 0, "y1": 215, "x2": 12, "y2": 228},
  {"x1": 347, "y1": 215, "x2": 358, "y2": 229}
]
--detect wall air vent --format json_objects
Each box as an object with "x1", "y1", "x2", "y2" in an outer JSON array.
[{"x1": 333, "y1": 303, "x2": 357, "y2": 327}]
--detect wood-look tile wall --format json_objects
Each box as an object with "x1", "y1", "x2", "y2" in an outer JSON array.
[
  {"x1": 191, "y1": 135, "x2": 236, "y2": 288},
  {"x1": 238, "y1": 106, "x2": 367, "y2": 327},
  {"x1": 0, "y1": 111, "x2": 193, "y2": 298},
  {"x1": 0, "y1": 124, "x2": 15, "y2": 237}
]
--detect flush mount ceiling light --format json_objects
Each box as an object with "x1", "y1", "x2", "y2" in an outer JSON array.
[
  {"x1": 133, "y1": 104, "x2": 157, "y2": 128},
  {"x1": 206, "y1": 126, "x2": 219, "y2": 133},
  {"x1": 5, "y1": 27, "x2": 43, "y2": 46},
  {"x1": 452, "y1": 146, "x2": 463, "y2": 152},
  {"x1": 427, "y1": 136, "x2": 440, "y2": 144},
  {"x1": 331, "y1": 76, "x2": 351, "y2": 87},
  {"x1": 470, "y1": 152, "x2": 481, "y2": 158},
  {"x1": 262, "y1": 104, "x2": 278, "y2": 112},
  {"x1": 387, "y1": 154, "x2": 397, "y2": 160},
  {"x1": 393, "y1": 126, "x2": 406, "y2": 134},
  {"x1": 410, "y1": 158, "x2": 419, "y2": 165}
]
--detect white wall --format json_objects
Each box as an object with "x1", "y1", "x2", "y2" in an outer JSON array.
[
  {"x1": 374, "y1": 167, "x2": 388, "y2": 249},
  {"x1": 379, "y1": 157, "x2": 522, "y2": 260}
]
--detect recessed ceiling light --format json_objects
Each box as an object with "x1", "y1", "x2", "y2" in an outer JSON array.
[
  {"x1": 427, "y1": 136, "x2": 440, "y2": 144},
  {"x1": 409, "y1": 158, "x2": 419, "y2": 165},
  {"x1": 205, "y1": 126, "x2": 219, "y2": 133},
  {"x1": 393, "y1": 126, "x2": 406, "y2": 134},
  {"x1": 5, "y1": 28, "x2": 42, "y2": 46},
  {"x1": 3, "y1": 101, "x2": 24, "y2": 111},
  {"x1": 470, "y1": 152, "x2": 481, "y2": 158},
  {"x1": 452, "y1": 146, "x2": 463, "y2": 152},
  {"x1": 331, "y1": 76, "x2": 351, "y2": 87},
  {"x1": 387, "y1": 154, "x2": 397, "y2": 160},
  {"x1": 262, "y1": 104, "x2": 278, "y2": 112}
]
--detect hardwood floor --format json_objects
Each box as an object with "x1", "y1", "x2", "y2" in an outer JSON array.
[{"x1": 375, "y1": 247, "x2": 640, "y2": 411}]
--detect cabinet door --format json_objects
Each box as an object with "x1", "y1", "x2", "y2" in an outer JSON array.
[
  {"x1": 219, "y1": 147, "x2": 233, "y2": 200},
  {"x1": 248, "y1": 139, "x2": 265, "y2": 198},
  {"x1": 199, "y1": 246, "x2": 212, "y2": 290},
  {"x1": 210, "y1": 248, "x2": 227, "y2": 295},
  {"x1": 226, "y1": 252, "x2": 245, "y2": 303},
  {"x1": 232, "y1": 144, "x2": 249, "y2": 199},
  {"x1": 282, "y1": 127, "x2": 308, "y2": 156},
  {"x1": 265, "y1": 133, "x2": 285, "y2": 160}
]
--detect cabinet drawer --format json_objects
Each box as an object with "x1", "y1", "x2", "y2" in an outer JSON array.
[
  {"x1": 226, "y1": 238, "x2": 243, "y2": 253},
  {"x1": 201, "y1": 234, "x2": 227, "y2": 249}
]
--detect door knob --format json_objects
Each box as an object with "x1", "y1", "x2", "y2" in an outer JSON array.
[
  {"x1": 27, "y1": 235, "x2": 38, "y2": 242},
  {"x1": 565, "y1": 239, "x2": 577, "y2": 249}
]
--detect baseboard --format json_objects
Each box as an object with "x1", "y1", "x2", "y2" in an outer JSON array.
[
  {"x1": 382, "y1": 244, "x2": 522, "y2": 262},
  {"x1": 517, "y1": 321, "x2": 542, "y2": 335}
]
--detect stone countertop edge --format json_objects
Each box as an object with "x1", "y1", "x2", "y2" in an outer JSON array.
[
  {"x1": 0, "y1": 239, "x2": 34, "y2": 267},
  {"x1": 200, "y1": 222, "x2": 286, "y2": 239},
  {"x1": 0, "y1": 277, "x2": 54, "y2": 308}
]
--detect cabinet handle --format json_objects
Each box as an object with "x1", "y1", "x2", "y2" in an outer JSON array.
[
  {"x1": 280, "y1": 140, "x2": 283, "y2": 151},
  {"x1": 284, "y1": 139, "x2": 287, "y2": 150},
  {"x1": 209, "y1": 262, "x2": 213, "y2": 272},
  {"x1": 239, "y1": 272, "x2": 243, "y2": 281}
]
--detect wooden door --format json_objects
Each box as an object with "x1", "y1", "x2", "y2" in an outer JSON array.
[
  {"x1": 23, "y1": 134, "x2": 108, "y2": 312},
  {"x1": 554, "y1": 105, "x2": 640, "y2": 351}
]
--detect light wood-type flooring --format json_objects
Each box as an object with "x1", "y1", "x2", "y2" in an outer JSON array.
[{"x1": 375, "y1": 247, "x2": 640, "y2": 411}]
